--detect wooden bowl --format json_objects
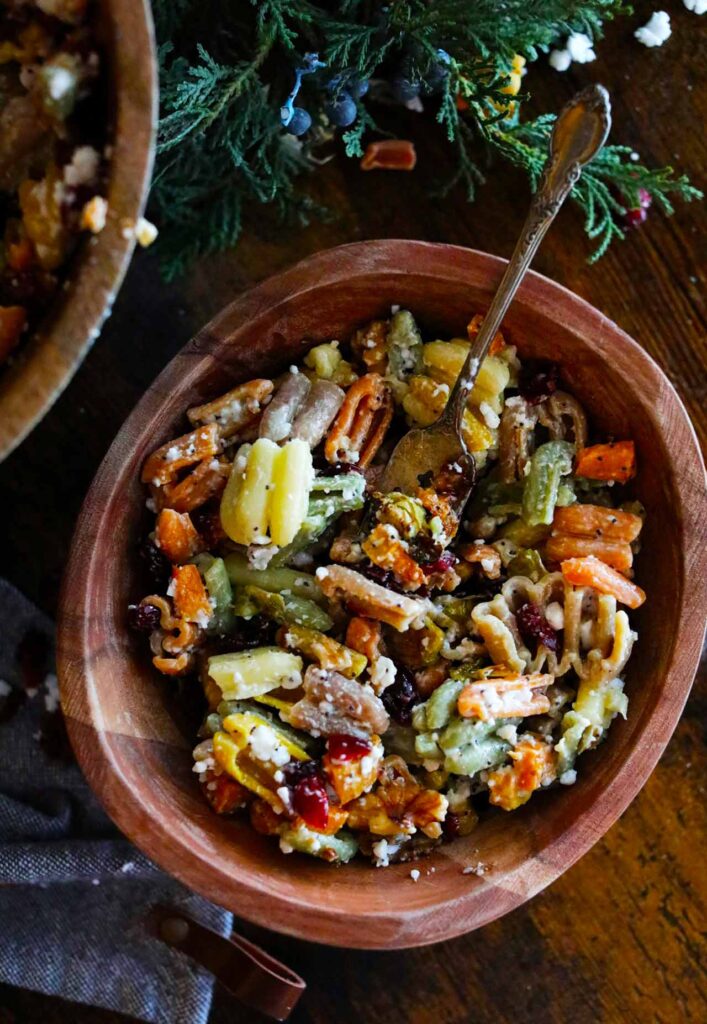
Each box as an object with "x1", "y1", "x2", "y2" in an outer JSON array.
[
  {"x1": 0, "y1": 0, "x2": 157, "y2": 461},
  {"x1": 58, "y1": 241, "x2": 707, "y2": 949}
]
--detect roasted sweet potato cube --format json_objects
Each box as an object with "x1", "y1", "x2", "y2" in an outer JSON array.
[{"x1": 170, "y1": 564, "x2": 212, "y2": 626}]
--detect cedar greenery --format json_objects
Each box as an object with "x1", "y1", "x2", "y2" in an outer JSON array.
[{"x1": 150, "y1": 0, "x2": 701, "y2": 279}]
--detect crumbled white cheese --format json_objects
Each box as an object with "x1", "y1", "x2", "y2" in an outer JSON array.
[
  {"x1": 0, "y1": 679, "x2": 11, "y2": 697},
  {"x1": 281, "y1": 670, "x2": 303, "y2": 690},
  {"x1": 447, "y1": 779, "x2": 472, "y2": 812},
  {"x1": 497, "y1": 723, "x2": 518, "y2": 745},
  {"x1": 248, "y1": 724, "x2": 291, "y2": 766},
  {"x1": 559, "y1": 769, "x2": 577, "y2": 786},
  {"x1": 248, "y1": 544, "x2": 279, "y2": 570},
  {"x1": 545, "y1": 601, "x2": 565, "y2": 631},
  {"x1": 369, "y1": 655, "x2": 397, "y2": 694},
  {"x1": 265, "y1": 404, "x2": 292, "y2": 442},
  {"x1": 635, "y1": 11, "x2": 671, "y2": 47},
  {"x1": 279, "y1": 839, "x2": 294, "y2": 854},
  {"x1": 462, "y1": 862, "x2": 488, "y2": 876},
  {"x1": 64, "y1": 146, "x2": 100, "y2": 187},
  {"x1": 372, "y1": 839, "x2": 391, "y2": 867},
  {"x1": 410, "y1": 869, "x2": 421, "y2": 882},
  {"x1": 478, "y1": 401, "x2": 500, "y2": 430},
  {"x1": 48, "y1": 66, "x2": 75, "y2": 100},
  {"x1": 390, "y1": 304, "x2": 401, "y2": 315},
  {"x1": 135, "y1": 217, "x2": 158, "y2": 248},
  {"x1": 276, "y1": 786, "x2": 292, "y2": 808},
  {"x1": 315, "y1": 567, "x2": 330, "y2": 580},
  {"x1": 684, "y1": 0, "x2": 706, "y2": 12},
  {"x1": 477, "y1": 683, "x2": 533, "y2": 716}
]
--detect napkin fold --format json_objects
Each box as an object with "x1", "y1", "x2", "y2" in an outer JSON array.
[{"x1": 0, "y1": 578, "x2": 232, "y2": 1024}]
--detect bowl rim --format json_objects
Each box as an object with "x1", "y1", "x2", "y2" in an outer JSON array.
[
  {"x1": 0, "y1": 0, "x2": 157, "y2": 462},
  {"x1": 58, "y1": 240, "x2": 707, "y2": 948}
]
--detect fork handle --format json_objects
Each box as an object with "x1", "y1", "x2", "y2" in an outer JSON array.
[{"x1": 444, "y1": 83, "x2": 611, "y2": 432}]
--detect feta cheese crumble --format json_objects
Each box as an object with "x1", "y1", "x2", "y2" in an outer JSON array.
[{"x1": 684, "y1": 0, "x2": 706, "y2": 12}]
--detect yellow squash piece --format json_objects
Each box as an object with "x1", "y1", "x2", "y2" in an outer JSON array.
[
  {"x1": 207, "y1": 647, "x2": 303, "y2": 701},
  {"x1": 269, "y1": 439, "x2": 313, "y2": 546},
  {"x1": 213, "y1": 711, "x2": 309, "y2": 812}
]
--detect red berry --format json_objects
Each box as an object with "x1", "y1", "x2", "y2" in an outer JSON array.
[
  {"x1": 516, "y1": 602, "x2": 559, "y2": 654},
  {"x1": 421, "y1": 551, "x2": 457, "y2": 575},
  {"x1": 623, "y1": 189, "x2": 651, "y2": 229},
  {"x1": 518, "y1": 361, "x2": 560, "y2": 405},
  {"x1": 442, "y1": 812, "x2": 461, "y2": 840},
  {"x1": 127, "y1": 602, "x2": 161, "y2": 633},
  {"x1": 381, "y1": 666, "x2": 421, "y2": 726},
  {"x1": 292, "y1": 774, "x2": 329, "y2": 831},
  {"x1": 327, "y1": 733, "x2": 372, "y2": 762},
  {"x1": 623, "y1": 206, "x2": 647, "y2": 229}
]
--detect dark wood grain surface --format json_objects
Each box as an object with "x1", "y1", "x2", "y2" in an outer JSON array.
[{"x1": 1, "y1": 3, "x2": 705, "y2": 1022}]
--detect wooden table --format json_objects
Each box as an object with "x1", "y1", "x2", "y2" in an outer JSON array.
[{"x1": 1, "y1": 4, "x2": 705, "y2": 1022}]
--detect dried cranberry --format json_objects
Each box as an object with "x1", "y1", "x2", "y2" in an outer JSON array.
[
  {"x1": 127, "y1": 603, "x2": 161, "y2": 633},
  {"x1": 291, "y1": 774, "x2": 329, "y2": 830},
  {"x1": 442, "y1": 812, "x2": 461, "y2": 841},
  {"x1": 327, "y1": 733, "x2": 372, "y2": 762},
  {"x1": 518, "y1": 361, "x2": 560, "y2": 405},
  {"x1": 191, "y1": 506, "x2": 226, "y2": 549},
  {"x1": 516, "y1": 602, "x2": 558, "y2": 654},
  {"x1": 139, "y1": 538, "x2": 171, "y2": 589},
  {"x1": 281, "y1": 759, "x2": 321, "y2": 788},
  {"x1": 224, "y1": 615, "x2": 275, "y2": 652},
  {"x1": 381, "y1": 666, "x2": 421, "y2": 726},
  {"x1": 359, "y1": 562, "x2": 406, "y2": 595},
  {"x1": 420, "y1": 551, "x2": 457, "y2": 575},
  {"x1": 312, "y1": 453, "x2": 364, "y2": 476}
]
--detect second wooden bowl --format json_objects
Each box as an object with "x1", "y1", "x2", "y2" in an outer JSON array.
[
  {"x1": 0, "y1": 0, "x2": 157, "y2": 461},
  {"x1": 58, "y1": 241, "x2": 707, "y2": 948}
]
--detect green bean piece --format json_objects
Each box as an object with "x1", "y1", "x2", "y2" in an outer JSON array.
[
  {"x1": 203, "y1": 557, "x2": 236, "y2": 634},
  {"x1": 414, "y1": 731, "x2": 444, "y2": 761},
  {"x1": 521, "y1": 441, "x2": 575, "y2": 526},
  {"x1": 506, "y1": 548, "x2": 547, "y2": 583},
  {"x1": 224, "y1": 552, "x2": 323, "y2": 603},
  {"x1": 279, "y1": 823, "x2": 359, "y2": 863},
  {"x1": 447, "y1": 658, "x2": 487, "y2": 683},
  {"x1": 270, "y1": 479, "x2": 365, "y2": 567},
  {"x1": 244, "y1": 585, "x2": 333, "y2": 632},
  {"x1": 418, "y1": 678, "x2": 465, "y2": 731}
]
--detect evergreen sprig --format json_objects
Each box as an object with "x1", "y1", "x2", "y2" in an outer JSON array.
[{"x1": 150, "y1": 0, "x2": 701, "y2": 279}]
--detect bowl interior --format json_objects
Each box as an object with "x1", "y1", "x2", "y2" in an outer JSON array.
[
  {"x1": 59, "y1": 242, "x2": 706, "y2": 948},
  {"x1": 0, "y1": 0, "x2": 156, "y2": 460}
]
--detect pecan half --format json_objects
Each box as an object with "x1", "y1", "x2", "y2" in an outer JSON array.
[
  {"x1": 187, "y1": 379, "x2": 274, "y2": 440},
  {"x1": 286, "y1": 665, "x2": 389, "y2": 737},
  {"x1": 325, "y1": 373, "x2": 393, "y2": 468}
]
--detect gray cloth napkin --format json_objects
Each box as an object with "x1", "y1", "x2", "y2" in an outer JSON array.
[{"x1": 0, "y1": 578, "x2": 233, "y2": 1024}]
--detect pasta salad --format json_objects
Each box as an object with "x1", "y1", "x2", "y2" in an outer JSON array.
[{"x1": 130, "y1": 310, "x2": 645, "y2": 867}]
